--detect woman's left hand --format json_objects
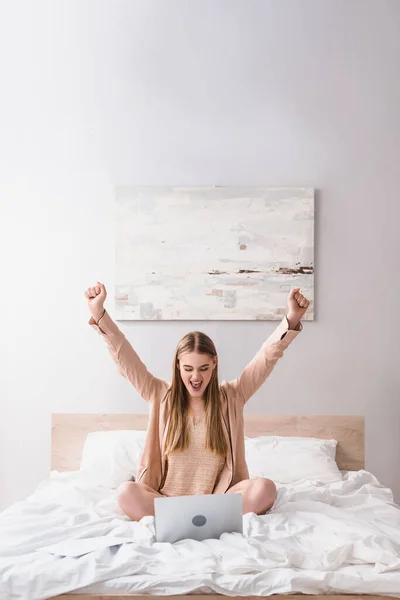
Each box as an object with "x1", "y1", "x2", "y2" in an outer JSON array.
[{"x1": 286, "y1": 287, "x2": 310, "y2": 327}]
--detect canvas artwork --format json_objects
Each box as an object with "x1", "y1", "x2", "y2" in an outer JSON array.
[{"x1": 115, "y1": 187, "x2": 314, "y2": 321}]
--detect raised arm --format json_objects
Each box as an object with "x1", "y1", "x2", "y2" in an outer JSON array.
[
  {"x1": 229, "y1": 288, "x2": 310, "y2": 404},
  {"x1": 86, "y1": 282, "x2": 169, "y2": 402},
  {"x1": 229, "y1": 315, "x2": 302, "y2": 404}
]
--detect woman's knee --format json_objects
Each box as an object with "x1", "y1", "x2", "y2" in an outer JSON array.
[
  {"x1": 254, "y1": 477, "x2": 276, "y2": 496},
  {"x1": 252, "y1": 477, "x2": 277, "y2": 512},
  {"x1": 116, "y1": 481, "x2": 157, "y2": 521},
  {"x1": 116, "y1": 481, "x2": 136, "y2": 503},
  {"x1": 116, "y1": 481, "x2": 142, "y2": 517}
]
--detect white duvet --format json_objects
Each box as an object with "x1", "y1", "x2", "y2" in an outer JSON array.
[{"x1": 1, "y1": 469, "x2": 400, "y2": 599}]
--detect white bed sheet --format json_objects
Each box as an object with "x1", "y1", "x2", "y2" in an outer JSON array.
[{"x1": 1, "y1": 469, "x2": 400, "y2": 599}]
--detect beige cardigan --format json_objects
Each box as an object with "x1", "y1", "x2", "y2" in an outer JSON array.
[{"x1": 89, "y1": 310, "x2": 302, "y2": 493}]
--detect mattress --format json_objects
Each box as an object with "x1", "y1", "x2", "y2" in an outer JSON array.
[{"x1": 1, "y1": 468, "x2": 400, "y2": 599}]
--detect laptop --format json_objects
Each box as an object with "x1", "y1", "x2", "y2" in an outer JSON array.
[{"x1": 154, "y1": 492, "x2": 243, "y2": 543}]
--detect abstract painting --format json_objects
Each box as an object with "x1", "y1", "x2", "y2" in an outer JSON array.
[{"x1": 115, "y1": 187, "x2": 314, "y2": 320}]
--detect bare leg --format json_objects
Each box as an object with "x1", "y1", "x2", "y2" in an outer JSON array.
[
  {"x1": 116, "y1": 481, "x2": 163, "y2": 521},
  {"x1": 226, "y1": 477, "x2": 276, "y2": 515}
]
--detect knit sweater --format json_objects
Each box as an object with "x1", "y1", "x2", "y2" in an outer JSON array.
[{"x1": 159, "y1": 416, "x2": 226, "y2": 496}]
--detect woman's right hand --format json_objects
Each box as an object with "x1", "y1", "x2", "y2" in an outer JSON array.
[{"x1": 85, "y1": 281, "x2": 107, "y2": 321}]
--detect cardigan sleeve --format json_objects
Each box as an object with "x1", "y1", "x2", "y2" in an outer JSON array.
[
  {"x1": 89, "y1": 309, "x2": 169, "y2": 402},
  {"x1": 228, "y1": 315, "x2": 303, "y2": 404}
]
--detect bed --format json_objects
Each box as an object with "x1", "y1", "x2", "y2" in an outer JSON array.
[{"x1": 1, "y1": 414, "x2": 398, "y2": 600}]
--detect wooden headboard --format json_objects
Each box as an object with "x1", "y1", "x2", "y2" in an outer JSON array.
[{"x1": 51, "y1": 414, "x2": 364, "y2": 472}]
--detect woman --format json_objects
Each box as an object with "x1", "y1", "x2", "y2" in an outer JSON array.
[{"x1": 85, "y1": 281, "x2": 309, "y2": 521}]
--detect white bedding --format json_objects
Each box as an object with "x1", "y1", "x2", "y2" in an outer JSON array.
[{"x1": 1, "y1": 469, "x2": 400, "y2": 599}]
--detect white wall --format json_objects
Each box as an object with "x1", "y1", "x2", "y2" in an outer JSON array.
[{"x1": 1, "y1": 0, "x2": 399, "y2": 510}]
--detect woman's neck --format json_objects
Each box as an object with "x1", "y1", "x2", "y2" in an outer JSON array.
[{"x1": 187, "y1": 396, "x2": 205, "y2": 416}]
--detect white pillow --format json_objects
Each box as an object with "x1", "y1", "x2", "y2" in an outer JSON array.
[
  {"x1": 245, "y1": 435, "x2": 342, "y2": 485},
  {"x1": 80, "y1": 430, "x2": 147, "y2": 488},
  {"x1": 79, "y1": 430, "x2": 341, "y2": 489}
]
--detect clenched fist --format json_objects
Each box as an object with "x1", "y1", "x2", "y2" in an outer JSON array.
[
  {"x1": 286, "y1": 287, "x2": 310, "y2": 328},
  {"x1": 85, "y1": 281, "x2": 107, "y2": 321}
]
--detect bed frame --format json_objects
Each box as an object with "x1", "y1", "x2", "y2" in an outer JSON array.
[{"x1": 48, "y1": 413, "x2": 392, "y2": 600}]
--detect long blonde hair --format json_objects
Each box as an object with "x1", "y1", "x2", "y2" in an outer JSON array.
[{"x1": 164, "y1": 331, "x2": 227, "y2": 456}]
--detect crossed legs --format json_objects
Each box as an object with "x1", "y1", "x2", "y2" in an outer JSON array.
[{"x1": 116, "y1": 478, "x2": 276, "y2": 521}]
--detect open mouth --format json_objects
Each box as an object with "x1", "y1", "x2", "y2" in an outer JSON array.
[{"x1": 190, "y1": 381, "x2": 202, "y2": 391}]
